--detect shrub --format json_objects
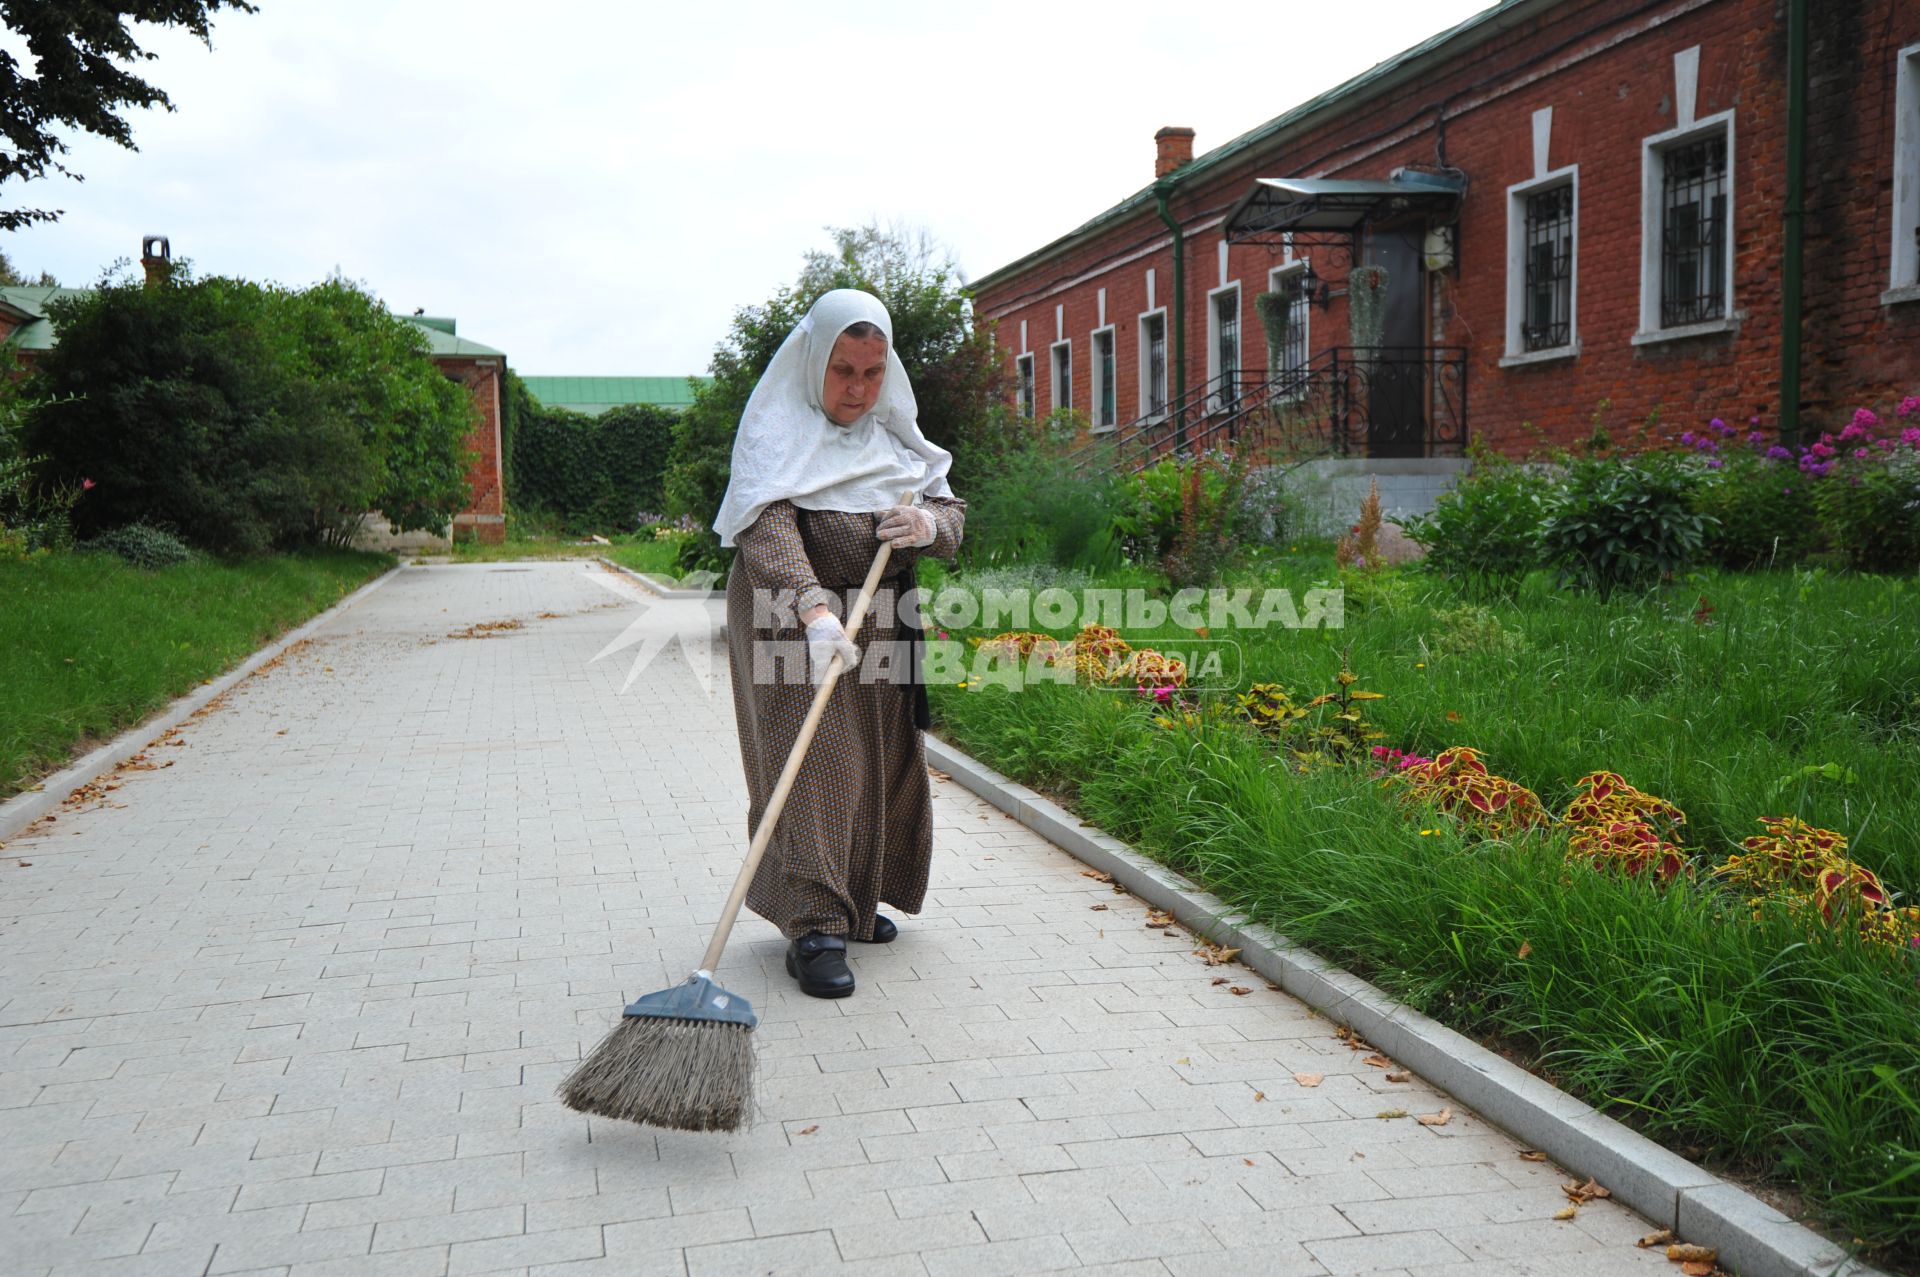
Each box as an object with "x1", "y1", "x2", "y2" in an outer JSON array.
[
  {"x1": 1401, "y1": 447, "x2": 1554, "y2": 590},
  {"x1": 1430, "y1": 603, "x2": 1526, "y2": 660},
  {"x1": 513, "y1": 401, "x2": 678, "y2": 534},
  {"x1": 1540, "y1": 453, "x2": 1712, "y2": 599},
  {"x1": 21, "y1": 270, "x2": 473, "y2": 555},
  {"x1": 80, "y1": 522, "x2": 193, "y2": 568},
  {"x1": 1809, "y1": 406, "x2": 1920, "y2": 574},
  {"x1": 1114, "y1": 450, "x2": 1252, "y2": 586},
  {"x1": 959, "y1": 410, "x2": 1122, "y2": 571}
]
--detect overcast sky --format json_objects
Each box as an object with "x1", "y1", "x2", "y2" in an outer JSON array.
[{"x1": 4, "y1": 0, "x2": 1494, "y2": 376}]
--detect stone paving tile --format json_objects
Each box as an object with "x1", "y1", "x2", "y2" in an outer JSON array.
[{"x1": 0, "y1": 561, "x2": 1677, "y2": 1274}]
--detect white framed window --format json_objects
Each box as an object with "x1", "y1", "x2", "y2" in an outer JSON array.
[
  {"x1": 1266, "y1": 265, "x2": 1311, "y2": 395},
  {"x1": 1636, "y1": 110, "x2": 1736, "y2": 343},
  {"x1": 1138, "y1": 308, "x2": 1168, "y2": 419},
  {"x1": 1503, "y1": 166, "x2": 1579, "y2": 364},
  {"x1": 1050, "y1": 340, "x2": 1072, "y2": 414},
  {"x1": 1089, "y1": 325, "x2": 1117, "y2": 431},
  {"x1": 1015, "y1": 353, "x2": 1035, "y2": 420},
  {"x1": 1205, "y1": 282, "x2": 1242, "y2": 409},
  {"x1": 1888, "y1": 42, "x2": 1920, "y2": 304}
]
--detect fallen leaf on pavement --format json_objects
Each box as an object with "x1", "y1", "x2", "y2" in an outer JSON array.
[
  {"x1": 1211, "y1": 977, "x2": 1228, "y2": 986},
  {"x1": 1194, "y1": 943, "x2": 1242, "y2": 966},
  {"x1": 1552, "y1": 1205, "x2": 1578, "y2": 1221},
  {"x1": 1145, "y1": 910, "x2": 1175, "y2": 930},
  {"x1": 1293, "y1": 1073, "x2": 1323, "y2": 1087},
  {"x1": 1636, "y1": 1228, "x2": 1674, "y2": 1248},
  {"x1": 1375, "y1": 1109, "x2": 1408, "y2": 1120},
  {"x1": 1363, "y1": 1054, "x2": 1391, "y2": 1068},
  {"x1": 1385, "y1": 1071, "x2": 1411, "y2": 1083},
  {"x1": 1082, "y1": 870, "x2": 1114, "y2": 883},
  {"x1": 1681, "y1": 1264, "x2": 1714, "y2": 1277},
  {"x1": 1228, "y1": 986, "x2": 1251, "y2": 996},
  {"x1": 1090, "y1": 904, "x2": 1109, "y2": 911},
  {"x1": 1253, "y1": 1091, "x2": 1266, "y2": 1102},
  {"x1": 1666, "y1": 1244, "x2": 1717, "y2": 1263},
  {"x1": 1243, "y1": 1158, "x2": 1256, "y2": 1167},
  {"x1": 796, "y1": 1125, "x2": 818, "y2": 1136},
  {"x1": 1416, "y1": 1107, "x2": 1452, "y2": 1126},
  {"x1": 1562, "y1": 1177, "x2": 1612, "y2": 1204}
]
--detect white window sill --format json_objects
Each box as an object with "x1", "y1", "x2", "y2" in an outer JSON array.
[
  {"x1": 1882, "y1": 284, "x2": 1920, "y2": 307},
  {"x1": 1632, "y1": 316, "x2": 1741, "y2": 346},
  {"x1": 1499, "y1": 342, "x2": 1580, "y2": 368},
  {"x1": 1088, "y1": 423, "x2": 1118, "y2": 435}
]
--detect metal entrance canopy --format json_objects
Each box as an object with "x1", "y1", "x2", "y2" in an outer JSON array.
[{"x1": 1223, "y1": 170, "x2": 1467, "y2": 245}]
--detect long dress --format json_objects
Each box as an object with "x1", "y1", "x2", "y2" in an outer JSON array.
[{"x1": 725, "y1": 497, "x2": 966, "y2": 940}]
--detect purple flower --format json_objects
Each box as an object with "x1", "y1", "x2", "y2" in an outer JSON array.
[
  {"x1": 1680, "y1": 430, "x2": 1696, "y2": 446},
  {"x1": 1747, "y1": 431, "x2": 1765, "y2": 444},
  {"x1": 1750, "y1": 415, "x2": 1762, "y2": 426},
  {"x1": 1765, "y1": 445, "x2": 1793, "y2": 461},
  {"x1": 1706, "y1": 457, "x2": 1724, "y2": 468}
]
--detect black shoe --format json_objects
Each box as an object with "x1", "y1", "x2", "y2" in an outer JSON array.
[
  {"x1": 851, "y1": 914, "x2": 898, "y2": 944},
  {"x1": 785, "y1": 932, "x2": 854, "y2": 998}
]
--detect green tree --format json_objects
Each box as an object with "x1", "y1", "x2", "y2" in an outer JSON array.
[
  {"x1": 512, "y1": 397, "x2": 677, "y2": 534},
  {"x1": 1, "y1": 1, "x2": 257, "y2": 230},
  {"x1": 20, "y1": 267, "x2": 474, "y2": 553},
  {"x1": 664, "y1": 222, "x2": 1006, "y2": 570}
]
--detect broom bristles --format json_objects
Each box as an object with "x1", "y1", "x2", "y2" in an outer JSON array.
[{"x1": 558, "y1": 1016, "x2": 755, "y2": 1132}]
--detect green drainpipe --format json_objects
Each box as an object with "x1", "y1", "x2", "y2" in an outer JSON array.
[
  {"x1": 1780, "y1": 0, "x2": 1807, "y2": 445},
  {"x1": 1154, "y1": 180, "x2": 1187, "y2": 451}
]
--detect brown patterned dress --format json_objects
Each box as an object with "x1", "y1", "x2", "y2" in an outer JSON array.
[{"x1": 725, "y1": 498, "x2": 966, "y2": 940}]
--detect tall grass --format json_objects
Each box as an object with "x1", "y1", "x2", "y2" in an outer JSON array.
[
  {"x1": 929, "y1": 559, "x2": 1920, "y2": 1265},
  {"x1": 0, "y1": 548, "x2": 392, "y2": 799}
]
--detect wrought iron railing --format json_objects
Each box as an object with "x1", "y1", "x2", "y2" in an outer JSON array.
[{"x1": 1076, "y1": 346, "x2": 1468, "y2": 474}]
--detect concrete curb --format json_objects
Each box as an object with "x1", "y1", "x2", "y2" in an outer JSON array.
[
  {"x1": 592, "y1": 555, "x2": 729, "y2": 641},
  {"x1": 923, "y1": 733, "x2": 1885, "y2": 1277},
  {"x1": 0, "y1": 562, "x2": 405, "y2": 845}
]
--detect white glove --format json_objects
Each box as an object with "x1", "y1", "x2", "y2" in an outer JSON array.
[
  {"x1": 804, "y1": 613, "x2": 862, "y2": 684},
  {"x1": 875, "y1": 504, "x2": 937, "y2": 548}
]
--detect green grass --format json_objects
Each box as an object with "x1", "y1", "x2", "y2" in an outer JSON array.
[
  {"x1": 0, "y1": 547, "x2": 393, "y2": 801},
  {"x1": 928, "y1": 557, "x2": 1920, "y2": 1266},
  {"x1": 448, "y1": 532, "x2": 686, "y2": 576}
]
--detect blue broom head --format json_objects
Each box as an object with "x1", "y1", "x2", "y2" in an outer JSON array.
[{"x1": 624, "y1": 971, "x2": 758, "y2": 1030}]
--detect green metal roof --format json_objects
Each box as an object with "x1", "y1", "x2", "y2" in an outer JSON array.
[
  {"x1": 522, "y1": 375, "x2": 708, "y2": 414},
  {"x1": 0, "y1": 286, "x2": 91, "y2": 351},
  {"x1": 970, "y1": 0, "x2": 1540, "y2": 293},
  {"x1": 404, "y1": 316, "x2": 506, "y2": 359}
]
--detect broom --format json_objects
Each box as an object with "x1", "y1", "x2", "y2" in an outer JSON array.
[{"x1": 558, "y1": 521, "x2": 904, "y2": 1132}]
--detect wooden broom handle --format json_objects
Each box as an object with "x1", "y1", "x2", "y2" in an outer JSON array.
[{"x1": 699, "y1": 499, "x2": 913, "y2": 972}]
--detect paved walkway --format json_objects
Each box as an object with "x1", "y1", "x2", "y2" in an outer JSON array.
[{"x1": 0, "y1": 561, "x2": 1676, "y2": 1276}]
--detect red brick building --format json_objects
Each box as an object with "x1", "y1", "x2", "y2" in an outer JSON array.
[
  {"x1": 973, "y1": 0, "x2": 1918, "y2": 505},
  {"x1": 0, "y1": 238, "x2": 510, "y2": 545}
]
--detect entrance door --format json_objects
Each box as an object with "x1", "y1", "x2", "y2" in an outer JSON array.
[{"x1": 1364, "y1": 225, "x2": 1426, "y2": 458}]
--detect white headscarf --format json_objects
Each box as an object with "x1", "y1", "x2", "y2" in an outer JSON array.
[{"x1": 713, "y1": 288, "x2": 955, "y2": 547}]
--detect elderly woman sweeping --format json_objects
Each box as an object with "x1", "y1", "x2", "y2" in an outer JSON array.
[{"x1": 712, "y1": 289, "x2": 965, "y2": 999}]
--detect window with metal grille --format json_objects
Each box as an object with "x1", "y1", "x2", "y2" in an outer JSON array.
[
  {"x1": 1272, "y1": 269, "x2": 1310, "y2": 388},
  {"x1": 1143, "y1": 313, "x2": 1167, "y2": 415},
  {"x1": 1660, "y1": 134, "x2": 1728, "y2": 327},
  {"x1": 1093, "y1": 329, "x2": 1116, "y2": 428},
  {"x1": 1051, "y1": 342, "x2": 1071, "y2": 413},
  {"x1": 1015, "y1": 354, "x2": 1034, "y2": 420},
  {"x1": 1214, "y1": 289, "x2": 1240, "y2": 405},
  {"x1": 1523, "y1": 184, "x2": 1574, "y2": 350}
]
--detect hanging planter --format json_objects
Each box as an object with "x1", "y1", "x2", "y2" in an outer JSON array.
[
  {"x1": 1255, "y1": 290, "x2": 1293, "y2": 377},
  {"x1": 1348, "y1": 264, "x2": 1389, "y2": 368}
]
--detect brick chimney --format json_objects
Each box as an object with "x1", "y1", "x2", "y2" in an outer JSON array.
[
  {"x1": 1154, "y1": 127, "x2": 1195, "y2": 179},
  {"x1": 141, "y1": 235, "x2": 171, "y2": 288}
]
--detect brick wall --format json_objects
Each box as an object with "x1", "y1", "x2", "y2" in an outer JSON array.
[
  {"x1": 975, "y1": 0, "x2": 1918, "y2": 457},
  {"x1": 440, "y1": 357, "x2": 507, "y2": 544}
]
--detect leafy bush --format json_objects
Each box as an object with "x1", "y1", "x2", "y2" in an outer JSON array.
[
  {"x1": 512, "y1": 400, "x2": 677, "y2": 534},
  {"x1": 1430, "y1": 603, "x2": 1526, "y2": 660},
  {"x1": 1114, "y1": 450, "x2": 1253, "y2": 587},
  {"x1": 21, "y1": 269, "x2": 474, "y2": 555},
  {"x1": 959, "y1": 410, "x2": 1122, "y2": 571},
  {"x1": 1540, "y1": 453, "x2": 1712, "y2": 599},
  {"x1": 1401, "y1": 447, "x2": 1554, "y2": 590},
  {"x1": 80, "y1": 522, "x2": 193, "y2": 568}
]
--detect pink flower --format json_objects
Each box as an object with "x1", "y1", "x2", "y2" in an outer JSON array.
[
  {"x1": 80, "y1": 478, "x2": 95, "y2": 491},
  {"x1": 936, "y1": 630, "x2": 949, "y2": 640},
  {"x1": 1810, "y1": 441, "x2": 1836, "y2": 458},
  {"x1": 1838, "y1": 421, "x2": 1869, "y2": 443},
  {"x1": 1852, "y1": 407, "x2": 1881, "y2": 430},
  {"x1": 1854, "y1": 448, "x2": 1870, "y2": 459},
  {"x1": 1902, "y1": 426, "x2": 1920, "y2": 448},
  {"x1": 1153, "y1": 685, "x2": 1174, "y2": 703},
  {"x1": 1898, "y1": 396, "x2": 1920, "y2": 419}
]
